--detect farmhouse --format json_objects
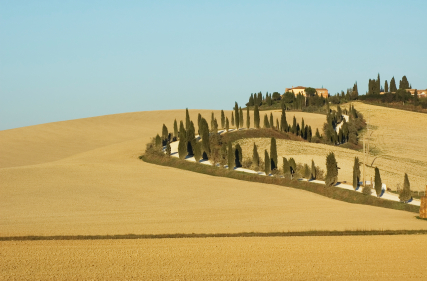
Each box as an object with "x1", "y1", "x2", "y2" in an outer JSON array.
[
  {"x1": 285, "y1": 86, "x2": 329, "y2": 98},
  {"x1": 407, "y1": 89, "x2": 427, "y2": 98}
]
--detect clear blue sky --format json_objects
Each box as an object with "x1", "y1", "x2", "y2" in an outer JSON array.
[{"x1": 1, "y1": 1, "x2": 426, "y2": 130}]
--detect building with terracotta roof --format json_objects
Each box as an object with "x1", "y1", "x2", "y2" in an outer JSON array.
[{"x1": 285, "y1": 86, "x2": 329, "y2": 98}]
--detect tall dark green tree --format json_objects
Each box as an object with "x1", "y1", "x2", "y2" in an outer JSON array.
[
  {"x1": 254, "y1": 105, "x2": 260, "y2": 128},
  {"x1": 374, "y1": 167, "x2": 382, "y2": 197},
  {"x1": 231, "y1": 112, "x2": 235, "y2": 127},
  {"x1": 304, "y1": 164, "x2": 310, "y2": 179},
  {"x1": 185, "y1": 108, "x2": 191, "y2": 130},
  {"x1": 269, "y1": 113, "x2": 274, "y2": 129},
  {"x1": 235, "y1": 143, "x2": 242, "y2": 167},
  {"x1": 239, "y1": 107, "x2": 244, "y2": 128},
  {"x1": 252, "y1": 143, "x2": 259, "y2": 167},
  {"x1": 311, "y1": 159, "x2": 316, "y2": 180},
  {"x1": 390, "y1": 76, "x2": 397, "y2": 92},
  {"x1": 270, "y1": 137, "x2": 278, "y2": 170},
  {"x1": 264, "y1": 114, "x2": 270, "y2": 128},
  {"x1": 162, "y1": 124, "x2": 168, "y2": 142},
  {"x1": 248, "y1": 94, "x2": 254, "y2": 106},
  {"x1": 173, "y1": 119, "x2": 178, "y2": 139},
  {"x1": 399, "y1": 173, "x2": 411, "y2": 202},
  {"x1": 280, "y1": 108, "x2": 287, "y2": 132},
  {"x1": 283, "y1": 157, "x2": 290, "y2": 178},
  {"x1": 227, "y1": 142, "x2": 234, "y2": 170},
  {"x1": 193, "y1": 142, "x2": 202, "y2": 162},
  {"x1": 186, "y1": 121, "x2": 196, "y2": 155},
  {"x1": 178, "y1": 124, "x2": 187, "y2": 159},
  {"x1": 292, "y1": 116, "x2": 297, "y2": 134},
  {"x1": 325, "y1": 152, "x2": 338, "y2": 187},
  {"x1": 352, "y1": 157, "x2": 360, "y2": 190},
  {"x1": 384, "y1": 80, "x2": 388, "y2": 93},
  {"x1": 399, "y1": 75, "x2": 410, "y2": 90},
  {"x1": 226, "y1": 117, "x2": 229, "y2": 131},
  {"x1": 221, "y1": 110, "x2": 225, "y2": 129},
  {"x1": 264, "y1": 150, "x2": 270, "y2": 176},
  {"x1": 155, "y1": 134, "x2": 162, "y2": 148},
  {"x1": 234, "y1": 102, "x2": 239, "y2": 129},
  {"x1": 197, "y1": 113, "x2": 202, "y2": 135},
  {"x1": 289, "y1": 158, "x2": 296, "y2": 179},
  {"x1": 200, "y1": 117, "x2": 210, "y2": 159},
  {"x1": 246, "y1": 107, "x2": 250, "y2": 129}
]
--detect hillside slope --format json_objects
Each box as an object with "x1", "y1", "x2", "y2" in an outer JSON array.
[{"x1": 1, "y1": 109, "x2": 426, "y2": 236}]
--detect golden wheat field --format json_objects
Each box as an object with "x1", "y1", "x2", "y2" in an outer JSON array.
[
  {"x1": 1, "y1": 109, "x2": 427, "y2": 237},
  {"x1": 1, "y1": 106, "x2": 427, "y2": 279},
  {"x1": 2, "y1": 235, "x2": 427, "y2": 280}
]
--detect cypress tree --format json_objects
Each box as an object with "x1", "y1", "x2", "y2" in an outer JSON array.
[
  {"x1": 280, "y1": 108, "x2": 287, "y2": 132},
  {"x1": 239, "y1": 107, "x2": 244, "y2": 128},
  {"x1": 399, "y1": 173, "x2": 412, "y2": 202},
  {"x1": 197, "y1": 113, "x2": 202, "y2": 135},
  {"x1": 399, "y1": 75, "x2": 409, "y2": 90},
  {"x1": 155, "y1": 134, "x2": 162, "y2": 147},
  {"x1": 384, "y1": 80, "x2": 388, "y2": 93},
  {"x1": 227, "y1": 142, "x2": 234, "y2": 170},
  {"x1": 186, "y1": 108, "x2": 190, "y2": 130},
  {"x1": 179, "y1": 121, "x2": 185, "y2": 140},
  {"x1": 221, "y1": 110, "x2": 225, "y2": 128},
  {"x1": 235, "y1": 143, "x2": 242, "y2": 167},
  {"x1": 374, "y1": 167, "x2": 382, "y2": 197},
  {"x1": 292, "y1": 116, "x2": 297, "y2": 134},
  {"x1": 325, "y1": 152, "x2": 338, "y2": 187},
  {"x1": 252, "y1": 143, "x2": 259, "y2": 167},
  {"x1": 270, "y1": 137, "x2": 277, "y2": 170},
  {"x1": 193, "y1": 142, "x2": 202, "y2": 162},
  {"x1": 304, "y1": 164, "x2": 310, "y2": 179},
  {"x1": 246, "y1": 107, "x2": 250, "y2": 129},
  {"x1": 178, "y1": 127, "x2": 187, "y2": 159},
  {"x1": 308, "y1": 126, "x2": 312, "y2": 142},
  {"x1": 269, "y1": 113, "x2": 274, "y2": 129},
  {"x1": 234, "y1": 102, "x2": 239, "y2": 129},
  {"x1": 316, "y1": 128, "x2": 321, "y2": 138},
  {"x1": 311, "y1": 159, "x2": 316, "y2": 179},
  {"x1": 226, "y1": 117, "x2": 229, "y2": 131},
  {"x1": 264, "y1": 114, "x2": 270, "y2": 128},
  {"x1": 173, "y1": 119, "x2": 178, "y2": 139},
  {"x1": 186, "y1": 121, "x2": 196, "y2": 155},
  {"x1": 200, "y1": 118, "x2": 210, "y2": 159},
  {"x1": 390, "y1": 76, "x2": 397, "y2": 92},
  {"x1": 211, "y1": 112, "x2": 215, "y2": 130},
  {"x1": 352, "y1": 157, "x2": 360, "y2": 190},
  {"x1": 162, "y1": 124, "x2": 168, "y2": 142},
  {"x1": 254, "y1": 105, "x2": 260, "y2": 128},
  {"x1": 249, "y1": 94, "x2": 254, "y2": 106},
  {"x1": 231, "y1": 112, "x2": 235, "y2": 127},
  {"x1": 289, "y1": 158, "x2": 296, "y2": 179},
  {"x1": 276, "y1": 118, "x2": 279, "y2": 130},
  {"x1": 301, "y1": 118, "x2": 305, "y2": 135},
  {"x1": 264, "y1": 150, "x2": 270, "y2": 176},
  {"x1": 283, "y1": 157, "x2": 290, "y2": 178}
]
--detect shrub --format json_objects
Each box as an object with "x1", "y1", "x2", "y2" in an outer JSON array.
[{"x1": 399, "y1": 173, "x2": 412, "y2": 202}]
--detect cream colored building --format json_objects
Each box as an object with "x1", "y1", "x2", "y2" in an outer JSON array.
[
  {"x1": 285, "y1": 86, "x2": 329, "y2": 98},
  {"x1": 407, "y1": 89, "x2": 427, "y2": 98}
]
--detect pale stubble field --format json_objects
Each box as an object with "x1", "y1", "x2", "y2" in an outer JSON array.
[{"x1": 2, "y1": 236, "x2": 426, "y2": 280}]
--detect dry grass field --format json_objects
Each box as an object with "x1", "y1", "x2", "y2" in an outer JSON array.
[
  {"x1": 1, "y1": 107, "x2": 427, "y2": 279},
  {"x1": 6, "y1": 109, "x2": 423, "y2": 237},
  {"x1": 2, "y1": 235, "x2": 426, "y2": 280}
]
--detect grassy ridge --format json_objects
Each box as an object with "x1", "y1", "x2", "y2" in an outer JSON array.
[
  {"x1": 2, "y1": 230, "x2": 427, "y2": 241},
  {"x1": 141, "y1": 154, "x2": 420, "y2": 214}
]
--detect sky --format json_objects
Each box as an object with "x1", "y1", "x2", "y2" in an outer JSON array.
[{"x1": 1, "y1": 1, "x2": 426, "y2": 130}]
